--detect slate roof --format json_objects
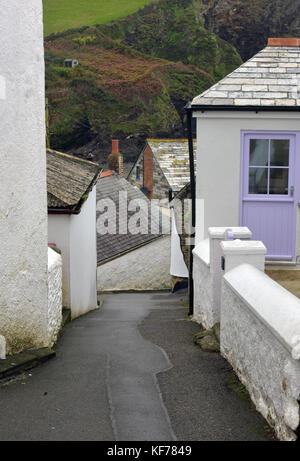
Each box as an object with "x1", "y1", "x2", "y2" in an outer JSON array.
[
  {"x1": 192, "y1": 42, "x2": 300, "y2": 108},
  {"x1": 97, "y1": 174, "x2": 169, "y2": 264},
  {"x1": 147, "y1": 139, "x2": 196, "y2": 192},
  {"x1": 47, "y1": 148, "x2": 101, "y2": 212}
]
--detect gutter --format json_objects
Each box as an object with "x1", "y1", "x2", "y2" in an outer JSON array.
[
  {"x1": 185, "y1": 101, "x2": 196, "y2": 316},
  {"x1": 190, "y1": 105, "x2": 300, "y2": 113}
]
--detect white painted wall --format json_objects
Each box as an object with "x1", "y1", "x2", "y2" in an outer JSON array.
[
  {"x1": 0, "y1": 1, "x2": 49, "y2": 354},
  {"x1": 48, "y1": 188, "x2": 98, "y2": 319},
  {"x1": 194, "y1": 111, "x2": 300, "y2": 260},
  {"x1": 47, "y1": 248, "x2": 62, "y2": 346},
  {"x1": 170, "y1": 210, "x2": 188, "y2": 278},
  {"x1": 98, "y1": 236, "x2": 171, "y2": 292},
  {"x1": 222, "y1": 264, "x2": 300, "y2": 441},
  {"x1": 48, "y1": 215, "x2": 71, "y2": 307},
  {"x1": 69, "y1": 187, "x2": 98, "y2": 319}
]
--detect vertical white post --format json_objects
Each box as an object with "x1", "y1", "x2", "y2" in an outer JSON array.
[
  {"x1": 208, "y1": 227, "x2": 252, "y2": 326},
  {"x1": 221, "y1": 240, "x2": 267, "y2": 274},
  {"x1": 0, "y1": 1, "x2": 49, "y2": 354}
]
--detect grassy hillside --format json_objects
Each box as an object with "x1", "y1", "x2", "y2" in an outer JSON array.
[{"x1": 43, "y1": 0, "x2": 156, "y2": 36}]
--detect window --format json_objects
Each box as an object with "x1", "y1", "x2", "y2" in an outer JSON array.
[
  {"x1": 248, "y1": 138, "x2": 290, "y2": 195},
  {"x1": 136, "y1": 165, "x2": 140, "y2": 180}
]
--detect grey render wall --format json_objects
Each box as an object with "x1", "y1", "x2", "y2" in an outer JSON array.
[
  {"x1": 48, "y1": 188, "x2": 98, "y2": 319},
  {"x1": 194, "y1": 111, "x2": 300, "y2": 260},
  {"x1": 48, "y1": 214, "x2": 71, "y2": 308},
  {"x1": 97, "y1": 235, "x2": 171, "y2": 292},
  {"x1": 0, "y1": 1, "x2": 49, "y2": 354},
  {"x1": 69, "y1": 187, "x2": 98, "y2": 319}
]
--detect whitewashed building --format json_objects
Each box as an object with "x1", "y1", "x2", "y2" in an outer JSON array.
[
  {"x1": 47, "y1": 149, "x2": 101, "y2": 319},
  {"x1": 191, "y1": 38, "x2": 300, "y2": 264},
  {"x1": 0, "y1": 1, "x2": 64, "y2": 355}
]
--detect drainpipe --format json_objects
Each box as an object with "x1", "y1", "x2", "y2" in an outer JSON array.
[{"x1": 185, "y1": 101, "x2": 196, "y2": 316}]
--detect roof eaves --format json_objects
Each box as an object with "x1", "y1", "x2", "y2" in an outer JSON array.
[
  {"x1": 97, "y1": 234, "x2": 166, "y2": 266},
  {"x1": 191, "y1": 105, "x2": 300, "y2": 112}
]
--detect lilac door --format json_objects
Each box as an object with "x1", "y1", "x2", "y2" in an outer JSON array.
[{"x1": 241, "y1": 132, "x2": 296, "y2": 260}]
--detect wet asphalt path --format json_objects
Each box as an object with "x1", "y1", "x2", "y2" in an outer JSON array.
[{"x1": 0, "y1": 292, "x2": 273, "y2": 441}]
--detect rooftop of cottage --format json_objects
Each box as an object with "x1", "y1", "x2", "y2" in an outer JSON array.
[
  {"x1": 147, "y1": 139, "x2": 196, "y2": 192},
  {"x1": 96, "y1": 173, "x2": 169, "y2": 264},
  {"x1": 47, "y1": 148, "x2": 101, "y2": 212},
  {"x1": 192, "y1": 38, "x2": 300, "y2": 108}
]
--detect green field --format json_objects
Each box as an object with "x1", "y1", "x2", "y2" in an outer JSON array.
[{"x1": 43, "y1": 0, "x2": 156, "y2": 36}]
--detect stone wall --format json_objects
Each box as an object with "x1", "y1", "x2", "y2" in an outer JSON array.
[
  {"x1": 98, "y1": 236, "x2": 171, "y2": 292},
  {"x1": 128, "y1": 148, "x2": 170, "y2": 202},
  {"x1": 222, "y1": 264, "x2": 300, "y2": 441}
]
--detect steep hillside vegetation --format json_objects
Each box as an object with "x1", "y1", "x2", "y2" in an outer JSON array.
[
  {"x1": 202, "y1": 0, "x2": 300, "y2": 60},
  {"x1": 100, "y1": 0, "x2": 300, "y2": 64},
  {"x1": 42, "y1": 0, "x2": 156, "y2": 36},
  {"x1": 99, "y1": 0, "x2": 242, "y2": 80},
  {"x1": 45, "y1": 28, "x2": 214, "y2": 161}
]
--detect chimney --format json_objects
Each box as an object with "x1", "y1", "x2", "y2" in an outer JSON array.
[
  {"x1": 108, "y1": 139, "x2": 124, "y2": 178},
  {"x1": 268, "y1": 38, "x2": 300, "y2": 47},
  {"x1": 143, "y1": 144, "x2": 154, "y2": 200},
  {"x1": 112, "y1": 139, "x2": 119, "y2": 154}
]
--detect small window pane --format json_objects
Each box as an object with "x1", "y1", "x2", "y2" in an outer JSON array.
[
  {"x1": 270, "y1": 140, "x2": 289, "y2": 166},
  {"x1": 269, "y1": 168, "x2": 289, "y2": 195},
  {"x1": 250, "y1": 139, "x2": 269, "y2": 166},
  {"x1": 249, "y1": 167, "x2": 268, "y2": 194}
]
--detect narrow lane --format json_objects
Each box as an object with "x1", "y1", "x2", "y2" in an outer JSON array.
[{"x1": 0, "y1": 292, "x2": 273, "y2": 441}]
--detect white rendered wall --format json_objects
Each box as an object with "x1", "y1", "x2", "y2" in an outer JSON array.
[
  {"x1": 98, "y1": 236, "x2": 171, "y2": 292},
  {"x1": 193, "y1": 239, "x2": 213, "y2": 328},
  {"x1": 47, "y1": 248, "x2": 62, "y2": 346},
  {"x1": 222, "y1": 264, "x2": 300, "y2": 441},
  {"x1": 170, "y1": 210, "x2": 189, "y2": 278},
  {"x1": 0, "y1": 1, "x2": 49, "y2": 354},
  {"x1": 48, "y1": 215, "x2": 71, "y2": 308},
  {"x1": 194, "y1": 111, "x2": 300, "y2": 260},
  {"x1": 69, "y1": 187, "x2": 98, "y2": 319}
]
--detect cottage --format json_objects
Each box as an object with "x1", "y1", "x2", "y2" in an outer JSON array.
[
  {"x1": 128, "y1": 139, "x2": 196, "y2": 202},
  {"x1": 47, "y1": 148, "x2": 101, "y2": 319},
  {"x1": 191, "y1": 38, "x2": 300, "y2": 264},
  {"x1": 97, "y1": 172, "x2": 171, "y2": 291}
]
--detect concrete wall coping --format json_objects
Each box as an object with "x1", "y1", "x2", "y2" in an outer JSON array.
[
  {"x1": 193, "y1": 239, "x2": 210, "y2": 267},
  {"x1": 48, "y1": 247, "x2": 62, "y2": 271},
  {"x1": 208, "y1": 226, "x2": 252, "y2": 240},
  {"x1": 224, "y1": 264, "x2": 300, "y2": 359},
  {"x1": 221, "y1": 240, "x2": 267, "y2": 255}
]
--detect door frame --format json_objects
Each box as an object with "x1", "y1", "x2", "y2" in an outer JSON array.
[{"x1": 240, "y1": 130, "x2": 297, "y2": 261}]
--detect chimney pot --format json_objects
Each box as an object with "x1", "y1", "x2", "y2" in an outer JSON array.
[
  {"x1": 268, "y1": 37, "x2": 300, "y2": 47},
  {"x1": 112, "y1": 139, "x2": 119, "y2": 154}
]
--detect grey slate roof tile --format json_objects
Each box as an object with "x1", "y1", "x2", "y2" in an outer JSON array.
[
  {"x1": 192, "y1": 45, "x2": 300, "y2": 107},
  {"x1": 147, "y1": 139, "x2": 196, "y2": 192},
  {"x1": 47, "y1": 148, "x2": 100, "y2": 211},
  {"x1": 97, "y1": 174, "x2": 169, "y2": 264}
]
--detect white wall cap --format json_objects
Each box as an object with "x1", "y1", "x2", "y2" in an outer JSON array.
[
  {"x1": 48, "y1": 247, "x2": 62, "y2": 271},
  {"x1": 221, "y1": 239, "x2": 267, "y2": 255},
  {"x1": 193, "y1": 238, "x2": 210, "y2": 266},
  {"x1": 224, "y1": 264, "x2": 300, "y2": 357},
  {"x1": 208, "y1": 226, "x2": 252, "y2": 240}
]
